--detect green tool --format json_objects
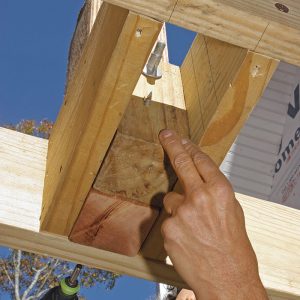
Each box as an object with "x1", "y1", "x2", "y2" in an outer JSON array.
[{"x1": 40, "y1": 264, "x2": 82, "y2": 300}]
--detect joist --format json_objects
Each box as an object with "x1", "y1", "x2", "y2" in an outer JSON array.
[
  {"x1": 105, "y1": 0, "x2": 300, "y2": 66},
  {"x1": 185, "y1": 34, "x2": 278, "y2": 163},
  {"x1": 0, "y1": 127, "x2": 300, "y2": 299},
  {"x1": 142, "y1": 33, "x2": 279, "y2": 259},
  {"x1": 1, "y1": 0, "x2": 299, "y2": 298},
  {"x1": 40, "y1": 3, "x2": 162, "y2": 236}
]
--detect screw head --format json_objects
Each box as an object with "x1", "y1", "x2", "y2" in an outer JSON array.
[{"x1": 275, "y1": 3, "x2": 289, "y2": 13}]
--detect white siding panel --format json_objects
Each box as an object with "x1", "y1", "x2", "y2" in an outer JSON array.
[
  {"x1": 221, "y1": 162, "x2": 273, "y2": 185},
  {"x1": 257, "y1": 98, "x2": 288, "y2": 115},
  {"x1": 227, "y1": 144, "x2": 275, "y2": 164},
  {"x1": 272, "y1": 70, "x2": 296, "y2": 84},
  {"x1": 251, "y1": 109, "x2": 285, "y2": 125},
  {"x1": 223, "y1": 152, "x2": 274, "y2": 175},
  {"x1": 267, "y1": 81, "x2": 293, "y2": 95},
  {"x1": 223, "y1": 173, "x2": 272, "y2": 198},
  {"x1": 246, "y1": 116, "x2": 284, "y2": 134},
  {"x1": 220, "y1": 62, "x2": 295, "y2": 201},
  {"x1": 241, "y1": 125, "x2": 281, "y2": 144},
  {"x1": 263, "y1": 90, "x2": 289, "y2": 104},
  {"x1": 235, "y1": 135, "x2": 279, "y2": 154}
]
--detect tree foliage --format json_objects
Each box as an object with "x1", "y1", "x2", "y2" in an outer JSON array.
[
  {"x1": 4, "y1": 119, "x2": 53, "y2": 139},
  {"x1": 0, "y1": 249, "x2": 120, "y2": 300},
  {"x1": 0, "y1": 119, "x2": 120, "y2": 299}
]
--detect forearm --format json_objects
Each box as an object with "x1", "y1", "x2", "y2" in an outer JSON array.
[
  {"x1": 194, "y1": 275, "x2": 268, "y2": 300},
  {"x1": 158, "y1": 130, "x2": 269, "y2": 300}
]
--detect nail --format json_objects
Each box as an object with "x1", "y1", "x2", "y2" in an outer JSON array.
[{"x1": 159, "y1": 129, "x2": 173, "y2": 138}]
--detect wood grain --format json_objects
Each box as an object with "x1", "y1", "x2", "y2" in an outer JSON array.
[
  {"x1": 93, "y1": 131, "x2": 177, "y2": 208},
  {"x1": 142, "y1": 34, "x2": 278, "y2": 260},
  {"x1": 183, "y1": 34, "x2": 279, "y2": 164},
  {"x1": 102, "y1": 0, "x2": 177, "y2": 21},
  {"x1": 69, "y1": 189, "x2": 159, "y2": 256},
  {"x1": 40, "y1": 3, "x2": 162, "y2": 235},
  {"x1": 74, "y1": 63, "x2": 188, "y2": 254},
  {"x1": 0, "y1": 128, "x2": 47, "y2": 232},
  {"x1": 93, "y1": 63, "x2": 189, "y2": 207},
  {"x1": 199, "y1": 52, "x2": 279, "y2": 164},
  {"x1": 0, "y1": 127, "x2": 299, "y2": 298},
  {"x1": 105, "y1": 0, "x2": 300, "y2": 66},
  {"x1": 95, "y1": 96, "x2": 188, "y2": 204}
]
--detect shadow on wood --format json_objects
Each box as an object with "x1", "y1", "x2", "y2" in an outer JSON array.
[{"x1": 69, "y1": 96, "x2": 189, "y2": 255}]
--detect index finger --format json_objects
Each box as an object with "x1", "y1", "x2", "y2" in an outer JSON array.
[
  {"x1": 159, "y1": 129, "x2": 202, "y2": 191},
  {"x1": 182, "y1": 138, "x2": 228, "y2": 185}
]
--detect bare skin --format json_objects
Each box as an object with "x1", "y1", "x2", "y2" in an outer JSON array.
[
  {"x1": 176, "y1": 289, "x2": 196, "y2": 300},
  {"x1": 159, "y1": 129, "x2": 268, "y2": 300}
]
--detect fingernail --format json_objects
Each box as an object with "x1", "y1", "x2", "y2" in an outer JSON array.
[
  {"x1": 159, "y1": 129, "x2": 173, "y2": 138},
  {"x1": 181, "y1": 138, "x2": 189, "y2": 145}
]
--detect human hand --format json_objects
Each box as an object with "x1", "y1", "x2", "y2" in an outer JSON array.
[
  {"x1": 159, "y1": 129, "x2": 267, "y2": 300},
  {"x1": 176, "y1": 289, "x2": 196, "y2": 300}
]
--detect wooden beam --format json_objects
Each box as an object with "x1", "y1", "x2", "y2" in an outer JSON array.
[
  {"x1": 40, "y1": 3, "x2": 162, "y2": 236},
  {"x1": 104, "y1": 0, "x2": 300, "y2": 66},
  {"x1": 185, "y1": 34, "x2": 279, "y2": 163},
  {"x1": 0, "y1": 127, "x2": 300, "y2": 299},
  {"x1": 142, "y1": 34, "x2": 278, "y2": 258}
]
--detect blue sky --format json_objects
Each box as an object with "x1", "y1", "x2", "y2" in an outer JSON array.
[{"x1": 0, "y1": 1, "x2": 195, "y2": 299}]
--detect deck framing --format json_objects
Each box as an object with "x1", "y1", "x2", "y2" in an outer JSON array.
[{"x1": 1, "y1": 1, "x2": 300, "y2": 299}]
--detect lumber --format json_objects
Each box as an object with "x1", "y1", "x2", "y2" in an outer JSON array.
[
  {"x1": 69, "y1": 188, "x2": 159, "y2": 256},
  {"x1": 40, "y1": 3, "x2": 162, "y2": 236},
  {"x1": 142, "y1": 34, "x2": 278, "y2": 259},
  {"x1": 0, "y1": 127, "x2": 300, "y2": 298},
  {"x1": 93, "y1": 94, "x2": 188, "y2": 207},
  {"x1": 69, "y1": 63, "x2": 189, "y2": 256},
  {"x1": 0, "y1": 128, "x2": 47, "y2": 232},
  {"x1": 104, "y1": 0, "x2": 300, "y2": 66},
  {"x1": 66, "y1": 0, "x2": 102, "y2": 85},
  {"x1": 187, "y1": 35, "x2": 279, "y2": 163}
]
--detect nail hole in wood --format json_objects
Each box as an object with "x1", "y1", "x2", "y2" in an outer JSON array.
[{"x1": 275, "y1": 3, "x2": 289, "y2": 13}]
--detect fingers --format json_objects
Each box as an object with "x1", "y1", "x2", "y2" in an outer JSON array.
[
  {"x1": 164, "y1": 192, "x2": 184, "y2": 215},
  {"x1": 177, "y1": 289, "x2": 196, "y2": 300},
  {"x1": 159, "y1": 130, "x2": 203, "y2": 190},
  {"x1": 182, "y1": 138, "x2": 226, "y2": 184}
]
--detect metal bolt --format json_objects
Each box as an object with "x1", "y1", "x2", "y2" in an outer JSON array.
[
  {"x1": 143, "y1": 91, "x2": 152, "y2": 106},
  {"x1": 142, "y1": 41, "x2": 166, "y2": 80},
  {"x1": 69, "y1": 264, "x2": 82, "y2": 286},
  {"x1": 275, "y1": 3, "x2": 289, "y2": 13}
]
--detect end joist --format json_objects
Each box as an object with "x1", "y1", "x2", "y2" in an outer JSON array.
[
  {"x1": 40, "y1": 3, "x2": 162, "y2": 235},
  {"x1": 104, "y1": 0, "x2": 300, "y2": 66}
]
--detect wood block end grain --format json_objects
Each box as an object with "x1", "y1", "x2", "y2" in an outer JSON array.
[{"x1": 69, "y1": 189, "x2": 159, "y2": 256}]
